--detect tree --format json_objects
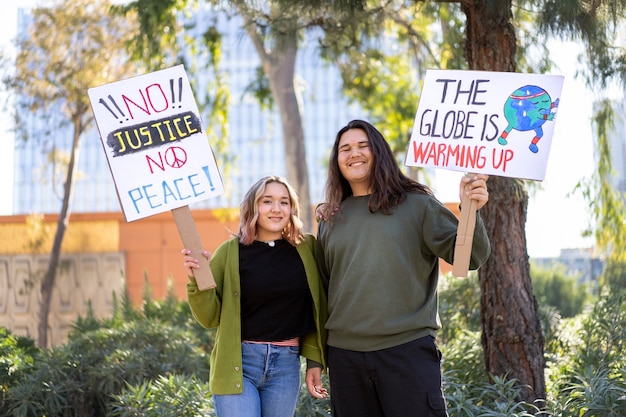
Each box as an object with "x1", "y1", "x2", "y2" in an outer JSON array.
[
  {"x1": 456, "y1": 1, "x2": 548, "y2": 404},
  {"x1": 229, "y1": 1, "x2": 314, "y2": 229},
  {"x1": 578, "y1": 99, "x2": 626, "y2": 264},
  {"x1": 315, "y1": 2, "x2": 467, "y2": 154},
  {"x1": 4, "y1": 0, "x2": 140, "y2": 347}
]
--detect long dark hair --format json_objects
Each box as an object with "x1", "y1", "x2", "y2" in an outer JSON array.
[{"x1": 322, "y1": 120, "x2": 432, "y2": 219}]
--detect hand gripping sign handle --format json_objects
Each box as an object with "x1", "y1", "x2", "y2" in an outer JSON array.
[
  {"x1": 452, "y1": 178, "x2": 479, "y2": 278},
  {"x1": 171, "y1": 206, "x2": 216, "y2": 290}
]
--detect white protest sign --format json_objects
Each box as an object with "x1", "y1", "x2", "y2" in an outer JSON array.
[
  {"x1": 88, "y1": 64, "x2": 224, "y2": 222},
  {"x1": 405, "y1": 69, "x2": 564, "y2": 181}
]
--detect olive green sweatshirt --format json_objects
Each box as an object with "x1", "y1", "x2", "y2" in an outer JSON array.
[{"x1": 316, "y1": 192, "x2": 490, "y2": 352}]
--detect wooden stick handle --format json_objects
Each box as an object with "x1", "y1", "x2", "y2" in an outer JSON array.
[
  {"x1": 452, "y1": 185, "x2": 478, "y2": 277},
  {"x1": 171, "y1": 206, "x2": 216, "y2": 290}
]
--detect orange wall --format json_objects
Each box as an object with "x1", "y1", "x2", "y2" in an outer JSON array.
[
  {"x1": 119, "y1": 210, "x2": 239, "y2": 303},
  {"x1": 0, "y1": 210, "x2": 239, "y2": 305}
]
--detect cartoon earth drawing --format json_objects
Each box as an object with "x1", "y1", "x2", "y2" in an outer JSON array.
[{"x1": 498, "y1": 85, "x2": 559, "y2": 153}]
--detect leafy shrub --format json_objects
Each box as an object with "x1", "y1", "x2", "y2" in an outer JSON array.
[
  {"x1": 445, "y1": 374, "x2": 541, "y2": 417},
  {"x1": 441, "y1": 330, "x2": 487, "y2": 386},
  {"x1": 72, "y1": 279, "x2": 216, "y2": 354},
  {"x1": 0, "y1": 328, "x2": 40, "y2": 417},
  {"x1": 110, "y1": 374, "x2": 213, "y2": 417},
  {"x1": 110, "y1": 362, "x2": 332, "y2": 417},
  {"x1": 3, "y1": 280, "x2": 212, "y2": 417},
  {"x1": 531, "y1": 263, "x2": 593, "y2": 318},
  {"x1": 441, "y1": 330, "x2": 544, "y2": 416},
  {"x1": 439, "y1": 272, "x2": 482, "y2": 344},
  {"x1": 5, "y1": 273, "x2": 626, "y2": 416},
  {"x1": 4, "y1": 319, "x2": 210, "y2": 417},
  {"x1": 545, "y1": 293, "x2": 626, "y2": 416}
]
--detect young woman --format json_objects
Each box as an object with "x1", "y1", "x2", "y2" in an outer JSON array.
[
  {"x1": 183, "y1": 175, "x2": 327, "y2": 417},
  {"x1": 316, "y1": 120, "x2": 491, "y2": 417}
]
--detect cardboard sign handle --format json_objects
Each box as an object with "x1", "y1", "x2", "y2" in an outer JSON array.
[
  {"x1": 171, "y1": 206, "x2": 216, "y2": 290},
  {"x1": 452, "y1": 183, "x2": 478, "y2": 277}
]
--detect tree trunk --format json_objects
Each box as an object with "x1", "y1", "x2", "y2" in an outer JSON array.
[
  {"x1": 263, "y1": 37, "x2": 313, "y2": 231},
  {"x1": 461, "y1": 0, "x2": 547, "y2": 404},
  {"x1": 37, "y1": 124, "x2": 81, "y2": 348},
  {"x1": 243, "y1": 23, "x2": 313, "y2": 231},
  {"x1": 478, "y1": 177, "x2": 546, "y2": 402}
]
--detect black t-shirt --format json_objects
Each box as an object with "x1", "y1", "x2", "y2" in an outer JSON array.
[{"x1": 239, "y1": 239, "x2": 315, "y2": 342}]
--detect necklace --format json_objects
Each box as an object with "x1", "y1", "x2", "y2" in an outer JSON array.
[{"x1": 259, "y1": 238, "x2": 281, "y2": 247}]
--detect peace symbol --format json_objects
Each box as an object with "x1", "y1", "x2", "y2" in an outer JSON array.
[{"x1": 164, "y1": 146, "x2": 187, "y2": 168}]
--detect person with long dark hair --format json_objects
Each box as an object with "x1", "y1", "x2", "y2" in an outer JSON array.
[{"x1": 316, "y1": 120, "x2": 490, "y2": 417}]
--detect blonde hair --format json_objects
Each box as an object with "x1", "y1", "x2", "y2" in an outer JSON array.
[{"x1": 238, "y1": 175, "x2": 305, "y2": 246}]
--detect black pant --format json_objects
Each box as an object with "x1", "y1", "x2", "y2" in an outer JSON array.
[{"x1": 328, "y1": 336, "x2": 449, "y2": 417}]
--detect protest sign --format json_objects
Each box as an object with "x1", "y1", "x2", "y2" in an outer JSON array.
[
  {"x1": 406, "y1": 69, "x2": 564, "y2": 181},
  {"x1": 406, "y1": 69, "x2": 564, "y2": 276},
  {"x1": 88, "y1": 65, "x2": 222, "y2": 289}
]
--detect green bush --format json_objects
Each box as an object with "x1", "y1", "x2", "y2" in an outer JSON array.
[
  {"x1": 0, "y1": 328, "x2": 40, "y2": 417},
  {"x1": 445, "y1": 374, "x2": 541, "y2": 417},
  {"x1": 545, "y1": 293, "x2": 626, "y2": 416},
  {"x1": 110, "y1": 374, "x2": 213, "y2": 417},
  {"x1": 72, "y1": 279, "x2": 216, "y2": 354},
  {"x1": 531, "y1": 263, "x2": 593, "y2": 318},
  {"x1": 3, "y1": 281, "x2": 212, "y2": 417},
  {"x1": 109, "y1": 360, "x2": 332, "y2": 417},
  {"x1": 4, "y1": 274, "x2": 626, "y2": 416},
  {"x1": 441, "y1": 330, "x2": 487, "y2": 386},
  {"x1": 4, "y1": 319, "x2": 210, "y2": 417},
  {"x1": 439, "y1": 272, "x2": 482, "y2": 344}
]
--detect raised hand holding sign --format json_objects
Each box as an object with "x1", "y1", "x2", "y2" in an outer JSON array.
[{"x1": 406, "y1": 69, "x2": 564, "y2": 276}]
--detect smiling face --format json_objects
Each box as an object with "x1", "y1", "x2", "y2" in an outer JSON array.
[
  {"x1": 337, "y1": 128, "x2": 372, "y2": 196},
  {"x1": 255, "y1": 181, "x2": 292, "y2": 242}
]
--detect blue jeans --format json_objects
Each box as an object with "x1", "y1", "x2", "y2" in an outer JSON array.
[{"x1": 213, "y1": 342, "x2": 302, "y2": 417}]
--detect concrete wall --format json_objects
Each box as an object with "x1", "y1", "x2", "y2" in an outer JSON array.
[{"x1": 0, "y1": 252, "x2": 124, "y2": 347}]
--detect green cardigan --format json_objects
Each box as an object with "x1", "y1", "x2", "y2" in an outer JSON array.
[{"x1": 187, "y1": 234, "x2": 327, "y2": 395}]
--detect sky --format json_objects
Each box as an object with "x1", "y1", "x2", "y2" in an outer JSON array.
[{"x1": 0, "y1": 1, "x2": 605, "y2": 258}]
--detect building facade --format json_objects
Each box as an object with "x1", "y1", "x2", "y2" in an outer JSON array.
[{"x1": 532, "y1": 248, "x2": 605, "y2": 284}]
